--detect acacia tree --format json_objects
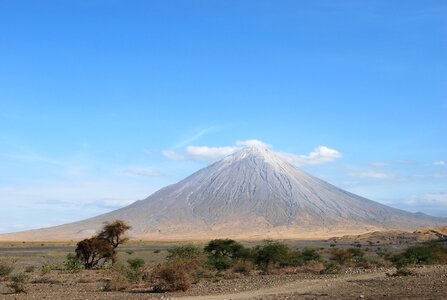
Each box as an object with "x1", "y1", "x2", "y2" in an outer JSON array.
[
  {"x1": 97, "y1": 220, "x2": 132, "y2": 249},
  {"x1": 75, "y1": 237, "x2": 113, "y2": 269},
  {"x1": 204, "y1": 239, "x2": 248, "y2": 259},
  {"x1": 75, "y1": 220, "x2": 132, "y2": 269}
]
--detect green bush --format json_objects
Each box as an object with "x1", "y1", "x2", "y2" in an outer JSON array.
[
  {"x1": 207, "y1": 256, "x2": 234, "y2": 270},
  {"x1": 8, "y1": 272, "x2": 30, "y2": 293},
  {"x1": 253, "y1": 240, "x2": 290, "y2": 270},
  {"x1": 391, "y1": 242, "x2": 447, "y2": 268},
  {"x1": 64, "y1": 254, "x2": 84, "y2": 273},
  {"x1": 321, "y1": 261, "x2": 340, "y2": 274},
  {"x1": 283, "y1": 248, "x2": 322, "y2": 267},
  {"x1": 204, "y1": 239, "x2": 251, "y2": 270},
  {"x1": 167, "y1": 244, "x2": 204, "y2": 261},
  {"x1": 300, "y1": 248, "x2": 321, "y2": 262},
  {"x1": 204, "y1": 239, "x2": 250, "y2": 260},
  {"x1": 123, "y1": 258, "x2": 146, "y2": 282},
  {"x1": 127, "y1": 258, "x2": 145, "y2": 270}
]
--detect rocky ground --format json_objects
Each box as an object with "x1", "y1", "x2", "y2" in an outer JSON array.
[{"x1": 1, "y1": 265, "x2": 446, "y2": 299}]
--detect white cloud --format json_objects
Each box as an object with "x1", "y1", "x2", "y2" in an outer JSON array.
[
  {"x1": 163, "y1": 140, "x2": 342, "y2": 166},
  {"x1": 433, "y1": 161, "x2": 446, "y2": 166},
  {"x1": 185, "y1": 146, "x2": 237, "y2": 163},
  {"x1": 235, "y1": 139, "x2": 271, "y2": 148},
  {"x1": 183, "y1": 140, "x2": 272, "y2": 163},
  {"x1": 279, "y1": 146, "x2": 342, "y2": 166},
  {"x1": 161, "y1": 150, "x2": 187, "y2": 161},
  {"x1": 349, "y1": 171, "x2": 396, "y2": 179}
]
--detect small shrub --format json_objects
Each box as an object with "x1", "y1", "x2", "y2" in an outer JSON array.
[
  {"x1": 127, "y1": 258, "x2": 145, "y2": 270},
  {"x1": 231, "y1": 260, "x2": 254, "y2": 275},
  {"x1": 150, "y1": 262, "x2": 192, "y2": 292},
  {"x1": 321, "y1": 261, "x2": 340, "y2": 274},
  {"x1": 125, "y1": 258, "x2": 146, "y2": 282},
  {"x1": 8, "y1": 272, "x2": 30, "y2": 293},
  {"x1": 387, "y1": 267, "x2": 415, "y2": 277},
  {"x1": 64, "y1": 254, "x2": 84, "y2": 273},
  {"x1": 153, "y1": 249, "x2": 161, "y2": 254},
  {"x1": 0, "y1": 258, "x2": 15, "y2": 280},
  {"x1": 300, "y1": 248, "x2": 321, "y2": 262},
  {"x1": 330, "y1": 248, "x2": 364, "y2": 265},
  {"x1": 303, "y1": 261, "x2": 325, "y2": 274},
  {"x1": 24, "y1": 266, "x2": 35, "y2": 273},
  {"x1": 102, "y1": 270, "x2": 130, "y2": 291},
  {"x1": 31, "y1": 277, "x2": 61, "y2": 284},
  {"x1": 40, "y1": 263, "x2": 52, "y2": 275}
]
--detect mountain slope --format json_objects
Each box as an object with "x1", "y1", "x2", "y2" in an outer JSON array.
[{"x1": 2, "y1": 146, "x2": 446, "y2": 241}]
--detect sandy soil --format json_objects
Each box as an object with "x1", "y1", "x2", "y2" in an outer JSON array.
[{"x1": 1, "y1": 265, "x2": 446, "y2": 299}]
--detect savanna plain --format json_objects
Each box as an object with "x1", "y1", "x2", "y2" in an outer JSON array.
[{"x1": 1, "y1": 227, "x2": 447, "y2": 300}]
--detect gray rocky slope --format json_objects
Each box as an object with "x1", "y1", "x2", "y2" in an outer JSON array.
[{"x1": 4, "y1": 146, "x2": 447, "y2": 240}]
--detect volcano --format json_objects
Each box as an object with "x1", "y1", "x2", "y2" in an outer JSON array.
[{"x1": 3, "y1": 146, "x2": 446, "y2": 240}]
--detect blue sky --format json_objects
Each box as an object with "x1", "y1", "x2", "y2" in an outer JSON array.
[{"x1": 0, "y1": 1, "x2": 446, "y2": 233}]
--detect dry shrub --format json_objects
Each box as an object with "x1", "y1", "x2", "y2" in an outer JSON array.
[
  {"x1": 303, "y1": 261, "x2": 325, "y2": 274},
  {"x1": 25, "y1": 266, "x2": 35, "y2": 273},
  {"x1": 231, "y1": 260, "x2": 254, "y2": 275},
  {"x1": 31, "y1": 277, "x2": 61, "y2": 284},
  {"x1": 102, "y1": 270, "x2": 130, "y2": 292},
  {"x1": 267, "y1": 266, "x2": 299, "y2": 275},
  {"x1": 8, "y1": 272, "x2": 30, "y2": 293},
  {"x1": 150, "y1": 262, "x2": 192, "y2": 292},
  {"x1": 0, "y1": 258, "x2": 16, "y2": 281},
  {"x1": 222, "y1": 270, "x2": 242, "y2": 279},
  {"x1": 330, "y1": 248, "x2": 363, "y2": 265}
]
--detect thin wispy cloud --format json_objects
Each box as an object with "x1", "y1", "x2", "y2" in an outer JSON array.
[
  {"x1": 370, "y1": 162, "x2": 389, "y2": 167},
  {"x1": 172, "y1": 127, "x2": 216, "y2": 149},
  {"x1": 383, "y1": 193, "x2": 447, "y2": 217},
  {"x1": 0, "y1": 151, "x2": 69, "y2": 167},
  {"x1": 433, "y1": 161, "x2": 446, "y2": 166},
  {"x1": 123, "y1": 168, "x2": 162, "y2": 177},
  {"x1": 349, "y1": 171, "x2": 397, "y2": 180}
]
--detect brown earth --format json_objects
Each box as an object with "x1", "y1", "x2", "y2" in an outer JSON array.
[{"x1": 0, "y1": 265, "x2": 446, "y2": 299}]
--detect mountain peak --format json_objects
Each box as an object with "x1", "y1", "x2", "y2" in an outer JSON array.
[{"x1": 228, "y1": 145, "x2": 275, "y2": 161}]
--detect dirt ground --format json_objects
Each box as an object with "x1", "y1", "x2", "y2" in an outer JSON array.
[{"x1": 0, "y1": 265, "x2": 446, "y2": 299}]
